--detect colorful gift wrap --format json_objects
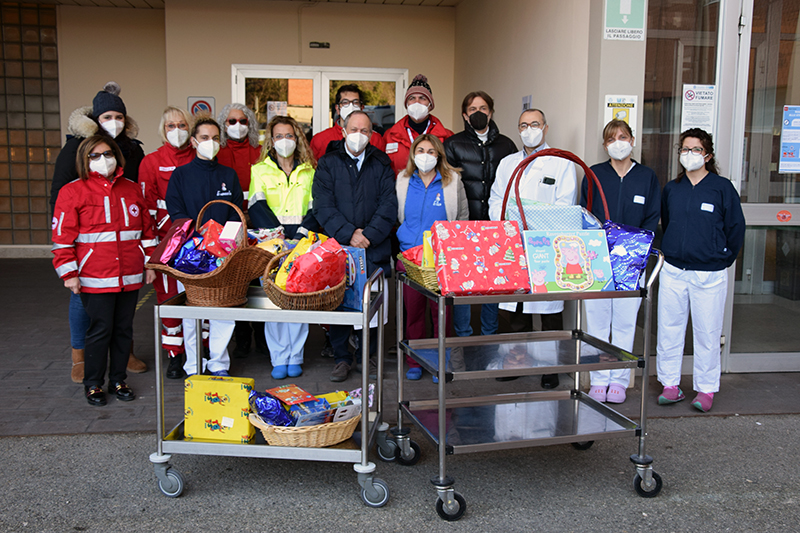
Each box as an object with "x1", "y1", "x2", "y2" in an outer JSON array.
[
  {"x1": 265, "y1": 384, "x2": 317, "y2": 407},
  {"x1": 523, "y1": 230, "x2": 615, "y2": 292},
  {"x1": 603, "y1": 221, "x2": 654, "y2": 291},
  {"x1": 197, "y1": 219, "x2": 230, "y2": 258},
  {"x1": 184, "y1": 375, "x2": 255, "y2": 444},
  {"x1": 285, "y1": 238, "x2": 346, "y2": 293},
  {"x1": 338, "y1": 245, "x2": 368, "y2": 312},
  {"x1": 431, "y1": 220, "x2": 531, "y2": 297},
  {"x1": 218, "y1": 220, "x2": 243, "y2": 254}
]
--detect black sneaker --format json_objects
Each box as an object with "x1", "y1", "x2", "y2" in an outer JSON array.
[
  {"x1": 166, "y1": 356, "x2": 184, "y2": 380},
  {"x1": 254, "y1": 338, "x2": 269, "y2": 356}
]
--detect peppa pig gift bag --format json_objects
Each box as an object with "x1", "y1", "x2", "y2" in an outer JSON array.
[
  {"x1": 430, "y1": 220, "x2": 531, "y2": 297},
  {"x1": 522, "y1": 230, "x2": 615, "y2": 292}
]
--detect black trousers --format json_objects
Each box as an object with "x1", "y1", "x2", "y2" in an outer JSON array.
[
  {"x1": 81, "y1": 290, "x2": 138, "y2": 388},
  {"x1": 329, "y1": 324, "x2": 378, "y2": 366},
  {"x1": 509, "y1": 304, "x2": 564, "y2": 332}
]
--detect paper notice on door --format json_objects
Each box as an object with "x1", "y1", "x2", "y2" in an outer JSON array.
[
  {"x1": 680, "y1": 84, "x2": 716, "y2": 134},
  {"x1": 779, "y1": 105, "x2": 800, "y2": 173}
]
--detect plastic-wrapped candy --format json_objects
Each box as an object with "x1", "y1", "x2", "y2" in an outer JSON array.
[
  {"x1": 248, "y1": 390, "x2": 294, "y2": 427},
  {"x1": 172, "y1": 237, "x2": 219, "y2": 275},
  {"x1": 158, "y1": 219, "x2": 193, "y2": 264},
  {"x1": 603, "y1": 221, "x2": 654, "y2": 291}
]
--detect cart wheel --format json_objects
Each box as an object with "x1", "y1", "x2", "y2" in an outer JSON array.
[
  {"x1": 376, "y1": 439, "x2": 398, "y2": 462},
  {"x1": 360, "y1": 478, "x2": 390, "y2": 508},
  {"x1": 158, "y1": 468, "x2": 185, "y2": 498},
  {"x1": 436, "y1": 492, "x2": 466, "y2": 521},
  {"x1": 633, "y1": 471, "x2": 662, "y2": 498},
  {"x1": 396, "y1": 440, "x2": 421, "y2": 466},
  {"x1": 571, "y1": 441, "x2": 594, "y2": 450}
]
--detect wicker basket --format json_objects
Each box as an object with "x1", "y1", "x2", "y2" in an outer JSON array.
[
  {"x1": 248, "y1": 412, "x2": 361, "y2": 447},
  {"x1": 262, "y1": 251, "x2": 347, "y2": 311},
  {"x1": 147, "y1": 200, "x2": 273, "y2": 307},
  {"x1": 397, "y1": 253, "x2": 438, "y2": 292}
]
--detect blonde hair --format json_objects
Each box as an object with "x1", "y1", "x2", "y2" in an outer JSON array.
[
  {"x1": 404, "y1": 134, "x2": 459, "y2": 186},
  {"x1": 258, "y1": 115, "x2": 316, "y2": 169},
  {"x1": 158, "y1": 106, "x2": 193, "y2": 145}
]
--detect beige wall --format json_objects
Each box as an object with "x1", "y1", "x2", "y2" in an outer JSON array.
[
  {"x1": 57, "y1": 6, "x2": 167, "y2": 153},
  {"x1": 453, "y1": 0, "x2": 646, "y2": 167},
  {"x1": 164, "y1": 0, "x2": 456, "y2": 128},
  {"x1": 453, "y1": 0, "x2": 591, "y2": 156}
]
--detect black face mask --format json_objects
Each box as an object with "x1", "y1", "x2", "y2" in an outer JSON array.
[{"x1": 468, "y1": 111, "x2": 489, "y2": 131}]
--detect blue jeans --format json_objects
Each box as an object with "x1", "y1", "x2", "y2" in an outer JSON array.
[
  {"x1": 452, "y1": 303, "x2": 500, "y2": 337},
  {"x1": 69, "y1": 291, "x2": 90, "y2": 349},
  {"x1": 480, "y1": 303, "x2": 499, "y2": 335}
]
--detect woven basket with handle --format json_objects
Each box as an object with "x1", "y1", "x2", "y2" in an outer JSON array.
[
  {"x1": 146, "y1": 199, "x2": 273, "y2": 307},
  {"x1": 262, "y1": 251, "x2": 347, "y2": 311}
]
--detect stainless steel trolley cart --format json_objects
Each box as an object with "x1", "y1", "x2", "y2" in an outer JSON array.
[
  {"x1": 381, "y1": 251, "x2": 664, "y2": 520},
  {"x1": 149, "y1": 270, "x2": 392, "y2": 507}
]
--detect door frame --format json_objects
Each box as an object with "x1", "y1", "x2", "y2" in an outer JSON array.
[{"x1": 231, "y1": 64, "x2": 407, "y2": 135}]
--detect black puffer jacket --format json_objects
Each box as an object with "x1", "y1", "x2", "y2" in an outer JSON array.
[
  {"x1": 444, "y1": 119, "x2": 516, "y2": 221},
  {"x1": 49, "y1": 106, "x2": 145, "y2": 215}
]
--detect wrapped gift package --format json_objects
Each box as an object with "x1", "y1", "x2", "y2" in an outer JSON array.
[
  {"x1": 523, "y1": 230, "x2": 615, "y2": 292},
  {"x1": 197, "y1": 219, "x2": 230, "y2": 258},
  {"x1": 148, "y1": 218, "x2": 193, "y2": 265},
  {"x1": 275, "y1": 231, "x2": 327, "y2": 289},
  {"x1": 505, "y1": 201, "x2": 603, "y2": 231},
  {"x1": 265, "y1": 384, "x2": 317, "y2": 406},
  {"x1": 431, "y1": 220, "x2": 531, "y2": 297},
  {"x1": 285, "y1": 238, "x2": 346, "y2": 293},
  {"x1": 339, "y1": 245, "x2": 368, "y2": 312},
  {"x1": 603, "y1": 221, "x2": 655, "y2": 291},
  {"x1": 218, "y1": 221, "x2": 243, "y2": 255},
  {"x1": 172, "y1": 236, "x2": 218, "y2": 275},
  {"x1": 184, "y1": 375, "x2": 255, "y2": 444}
]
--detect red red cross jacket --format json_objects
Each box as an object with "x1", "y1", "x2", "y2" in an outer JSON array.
[
  {"x1": 139, "y1": 142, "x2": 195, "y2": 239},
  {"x1": 382, "y1": 114, "x2": 453, "y2": 176},
  {"x1": 51, "y1": 168, "x2": 157, "y2": 293}
]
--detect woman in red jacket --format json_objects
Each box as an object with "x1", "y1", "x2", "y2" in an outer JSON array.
[
  {"x1": 140, "y1": 106, "x2": 195, "y2": 380},
  {"x1": 52, "y1": 136, "x2": 157, "y2": 407},
  {"x1": 383, "y1": 74, "x2": 454, "y2": 176}
]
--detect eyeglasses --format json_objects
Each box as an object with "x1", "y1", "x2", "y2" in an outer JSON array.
[
  {"x1": 227, "y1": 118, "x2": 248, "y2": 126},
  {"x1": 273, "y1": 134, "x2": 296, "y2": 141},
  {"x1": 518, "y1": 121, "x2": 544, "y2": 131},
  {"x1": 338, "y1": 99, "x2": 361, "y2": 107},
  {"x1": 88, "y1": 150, "x2": 114, "y2": 161},
  {"x1": 678, "y1": 147, "x2": 704, "y2": 155}
]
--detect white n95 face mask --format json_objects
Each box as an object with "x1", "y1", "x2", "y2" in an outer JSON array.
[
  {"x1": 407, "y1": 102, "x2": 430, "y2": 122},
  {"x1": 339, "y1": 104, "x2": 358, "y2": 122},
  {"x1": 345, "y1": 131, "x2": 369, "y2": 154},
  {"x1": 167, "y1": 129, "x2": 189, "y2": 148},
  {"x1": 90, "y1": 155, "x2": 117, "y2": 177},
  {"x1": 607, "y1": 140, "x2": 633, "y2": 161},
  {"x1": 519, "y1": 127, "x2": 543, "y2": 148},
  {"x1": 274, "y1": 138, "x2": 296, "y2": 159},
  {"x1": 680, "y1": 152, "x2": 706, "y2": 172},
  {"x1": 226, "y1": 123, "x2": 248, "y2": 141},
  {"x1": 195, "y1": 139, "x2": 220, "y2": 160},
  {"x1": 414, "y1": 153, "x2": 437, "y2": 174},
  {"x1": 101, "y1": 119, "x2": 125, "y2": 138}
]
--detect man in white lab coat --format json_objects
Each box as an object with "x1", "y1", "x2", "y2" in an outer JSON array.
[{"x1": 488, "y1": 108, "x2": 578, "y2": 389}]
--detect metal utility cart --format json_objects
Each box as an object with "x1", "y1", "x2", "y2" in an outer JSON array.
[
  {"x1": 149, "y1": 270, "x2": 392, "y2": 507},
  {"x1": 382, "y1": 251, "x2": 664, "y2": 521}
]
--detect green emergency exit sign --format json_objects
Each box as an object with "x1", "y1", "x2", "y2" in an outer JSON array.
[{"x1": 605, "y1": 0, "x2": 646, "y2": 41}]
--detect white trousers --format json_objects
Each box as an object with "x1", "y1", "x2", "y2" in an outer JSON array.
[
  {"x1": 183, "y1": 319, "x2": 234, "y2": 375},
  {"x1": 656, "y1": 263, "x2": 727, "y2": 394},
  {"x1": 584, "y1": 297, "x2": 642, "y2": 387},
  {"x1": 264, "y1": 322, "x2": 308, "y2": 366}
]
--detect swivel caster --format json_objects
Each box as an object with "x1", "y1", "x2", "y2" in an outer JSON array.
[
  {"x1": 633, "y1": 471, "x2": 663, "y2": 498},
  {"x1": 436, "y1": 491, "x2": 466, "y2": 521},
  {"x1": 396, "y1": 440, "x2": 421, "y2": 466},
  {"x1": 157, "y1": 468, "x2": 185, "y2": 498},
  {"x1": 360, "y1": 478, "x2": 390, "y2": 507}
]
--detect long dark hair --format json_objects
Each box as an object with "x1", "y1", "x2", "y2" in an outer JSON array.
[{"x1": 677, "y1": 128, "x2": 719, "y2": 181}]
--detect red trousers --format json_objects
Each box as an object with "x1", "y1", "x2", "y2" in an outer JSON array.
[{"x1": 398, "y1": 260, "x2": 452, "y2": 369}]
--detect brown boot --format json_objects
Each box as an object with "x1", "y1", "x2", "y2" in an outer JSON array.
[
  {"x1": 71, "y1": 348, "x2": 85, "y2": 384},
  {"x1": 127, "y1": 340, "x2": 147, "y2": 374}
]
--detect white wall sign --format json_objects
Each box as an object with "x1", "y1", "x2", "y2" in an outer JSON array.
[
  {"x1": 680, "y1": 84, "x2": 717, "y2": 134},
  {"x1": 604, "y1": 0, "x2": 646, "y2": 41},
  {"x1": 603, "y1": 95, "x2": 638, "y2": 137},
  {"x1": 522, "y1": 95, "x2": 532, "y2": 112},
  {"x1": 267, "y1": 101, "x2": 288, "y2": 124},
  {"x1": 188, "y1": 97, "x2": 215, "y2": 117}
]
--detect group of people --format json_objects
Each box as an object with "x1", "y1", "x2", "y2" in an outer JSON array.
[{"x1": 51, "y1": 76, "x2": 745, "y2": 413}]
